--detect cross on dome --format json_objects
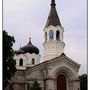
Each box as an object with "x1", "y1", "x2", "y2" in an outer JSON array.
[{"x1": 29, "y1": 33, "x2": 32, "y2": 43}]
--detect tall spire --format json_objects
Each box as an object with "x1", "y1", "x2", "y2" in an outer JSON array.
[{"x1": 45, "y1": 0, "x2": 62, "y2": 27}]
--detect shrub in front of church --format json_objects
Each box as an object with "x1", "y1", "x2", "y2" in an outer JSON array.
[{"x1": 30, "y1": 81, "x2": 42, "y2": 90}]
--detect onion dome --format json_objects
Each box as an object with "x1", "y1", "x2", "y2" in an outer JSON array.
[{"x1": 15, "y1": 38, "x2": 39, "y2": 55}]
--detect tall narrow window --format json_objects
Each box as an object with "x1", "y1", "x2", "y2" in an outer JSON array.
[
  {"x1": 19, "y1": 58, "x2": 23, "y2": 66},
  {"x1": 56, "y1": 31, "x2": 60, "y2": 40},
  {"x1": 45, "y1": 32, "x2": 47, "y2": 41},
  {"x1": 49, "y1": 30, "x2": 54, "y2": 40},
  {"x1": 32, "y1": 58, "x2": 35, "y2": 64}
]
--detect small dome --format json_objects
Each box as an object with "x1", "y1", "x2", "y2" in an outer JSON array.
[
  {"x1": 15, "y1": 48, "x2": 24, "y2": 54},
  {"x1": 15, "y1": 38, "x2": 39, "y2": 54}
]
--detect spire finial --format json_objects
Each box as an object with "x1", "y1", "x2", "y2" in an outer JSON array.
[
  {"x1": 52, "y1": 0, "x2": 55, "y2": 3},
  {"x1": 29, "y1": 37, "x2": 31, "y2": 42},
  {"x1": 29, "y1": 33, "x2": 32, "y2": 43},
  {"x1": 51, "y1": 0, "x2": 56, "y2": 6}
]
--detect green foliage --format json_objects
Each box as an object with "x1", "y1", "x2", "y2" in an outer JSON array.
[
  {"x1": 79, "y1": 74, "x2": 87, "y2": 90},
  {"x1": 3, "y1": 30, "x2": 17, "y2": 89},
  {"x1": 30, "y1": 81, "x2": 42, "y2": 90}
]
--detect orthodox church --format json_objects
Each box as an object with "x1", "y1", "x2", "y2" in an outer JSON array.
[{"x1": 7, "y1": 0, "x2": 80, "y2": 90}]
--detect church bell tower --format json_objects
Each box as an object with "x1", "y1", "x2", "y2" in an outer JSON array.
[{"x1": 43, "y1": 0, "x2": 65, "y2": 61}]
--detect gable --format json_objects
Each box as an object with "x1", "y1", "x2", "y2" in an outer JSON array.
[
  {"x1": 25, "y1": 53, "x2": 80, "y2": 76},
  {"x1": 47, "y1": 54, "x2": 80, "y2": 71}
]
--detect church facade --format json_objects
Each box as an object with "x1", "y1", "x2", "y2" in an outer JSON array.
[{"x1": 6, "y1": 0, "x2": 80, "y2": 90}]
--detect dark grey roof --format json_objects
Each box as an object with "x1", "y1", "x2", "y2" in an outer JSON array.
[
  {"x1": 45, "y1": 0, "x2": 62, "y2": 27},
  {"x1": 15, "y1": 38, "x2": 39, "y2": 55},
  {"x1": 15, "y1": 48, "x2": 24, "y2": 54}
]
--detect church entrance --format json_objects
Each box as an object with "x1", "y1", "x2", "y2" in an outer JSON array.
[{"x1": 57, "y1": 74, "x2": 66, "y2": 90}]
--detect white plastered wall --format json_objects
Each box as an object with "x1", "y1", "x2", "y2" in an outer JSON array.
[
  {"x1": 43, "y1": 25, "x2": 65, "y2": 61},
  {"x1": 14, "y1": 53, "x2": 41, "y2": 70},
  {"x1": 46, "y1": 62, "x2": 80, "y2": 90}
]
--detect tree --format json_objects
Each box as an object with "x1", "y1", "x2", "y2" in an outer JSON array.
[
  {"x1": 3, "y1": 30, "x2": 17, "y2": 89},
  {"x1": 30, "y1": 81, "x2": 42, "y2": 90},
  {"x1": 79, "y1": 74, "x2": 87, "y2": 90}
]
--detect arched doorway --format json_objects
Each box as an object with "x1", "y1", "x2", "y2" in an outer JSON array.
[{"x1": 57, "y1": 74, "x2": 66, "y2": 90}]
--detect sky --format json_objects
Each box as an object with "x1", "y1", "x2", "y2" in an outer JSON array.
[{"x1": 3, "y1": 0, "x2": 87, "y2": 75}]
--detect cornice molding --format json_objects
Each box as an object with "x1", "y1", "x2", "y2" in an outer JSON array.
[{"x1": 25, "y1": 54, "x2": 80, "y2": 75}]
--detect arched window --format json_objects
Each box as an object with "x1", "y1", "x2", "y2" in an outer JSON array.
[
  {"x1": 45, "y1": 32, "x2": 47, "y2": 41},
  {"x1": 19, "y1": 58, "x2": 23, "y2": 66},
  {"x1": 32, "y1": 58, "x2": 35, "y2": 64},
  {"x1": 49, "y1": 30, "x2": 54, "y2": 40},
  {"x1": 56, "y1": 31, "x2": 60, "y2": 40}
]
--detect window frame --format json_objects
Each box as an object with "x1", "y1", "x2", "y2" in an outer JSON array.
[
  {"x1": 19, "y1": 58, "x2": 23, "y2": 66},
  {"x1": 32, "y1": 58, "x2": 35, "y2": 64}
]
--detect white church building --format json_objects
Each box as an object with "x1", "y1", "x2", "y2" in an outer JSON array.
[{"x1": 7, "y1": 0, "x2": 81, "y2": 90}]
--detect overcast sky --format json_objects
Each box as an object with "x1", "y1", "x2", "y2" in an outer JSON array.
[{"x1": 3, "y1": 0, "x2": 87, "y2": 75}]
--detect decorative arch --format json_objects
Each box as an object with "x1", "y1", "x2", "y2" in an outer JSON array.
[
  {"x1": 19, "y1": 58, "x2": 23, "y2": 66},
  {"x1": 53, "y1": 67, "x2": 75, "y2": 90},
  {"x1": 55, "y1": 67, "x2": 75, "y2": 80},
  {"x1": 56, "y1": 30, "x2": 60, "y2": 40}
]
